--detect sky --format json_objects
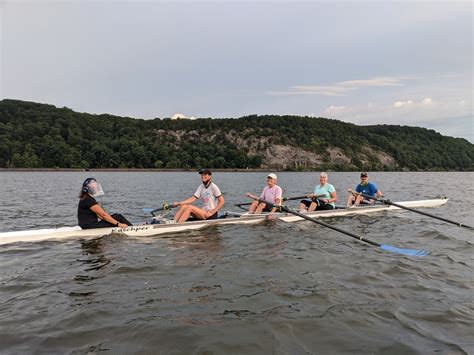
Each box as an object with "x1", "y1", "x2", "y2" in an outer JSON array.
[{"x1": 1, "y1": 0, "x2": 473, "y2": 142}]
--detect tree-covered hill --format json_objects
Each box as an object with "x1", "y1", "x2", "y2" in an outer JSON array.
[{"x1": 0, "y1": 99, "x2": 472, "y2": 171}]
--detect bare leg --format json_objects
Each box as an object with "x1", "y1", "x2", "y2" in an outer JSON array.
[
  {"x1": 174, "y1": 204, "x2": 189, "y2": 222},
  {"x1": 346, "y1": 194, "x2": 355, "y2": 207},
  {"x1": 255, "y1": 202, "x2": 267, "y2": 213},
  {"x1": 248, "y1": 201, "x2": 259, "y2": 214},
  {"x1": 308, "y1": 202, "x2": 318, "y2": 212},
  {"x1": 354, "y1": 195, "x2": 364, "y2": 206},
  {"x1": 299, "y1": 202, "x2": 307, "y2": 211},
  {"x1": 177, "y1": 205, "x2": 208, "y2": 223}
]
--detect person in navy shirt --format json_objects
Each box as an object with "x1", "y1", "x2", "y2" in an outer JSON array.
[{"x1": 346, "y1": 172, "x2": 383, "y2": 207}]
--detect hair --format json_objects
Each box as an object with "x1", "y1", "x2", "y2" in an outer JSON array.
[
  {"x1": 319, "y1": 172, "x2": 328, "y2": 179},
  {"x1": 79, "y1": 177, "x2": 96, "y2": 198}
]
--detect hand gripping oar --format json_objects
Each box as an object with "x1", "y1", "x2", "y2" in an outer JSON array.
[
  {"x1": 351, "y1": 190, "x2": 473, "y2": 229},
  {"x1": 143, "y1": 203, "x2": 174, "y2": 216},
  {"x1": 235, "y1": 194, "x2": 319, "y2": 209},
  {"x1": 248, "y1": 196, "x2": 428, "y2": 257}
]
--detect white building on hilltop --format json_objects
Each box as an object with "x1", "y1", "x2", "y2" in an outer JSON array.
[{"x1": 171, "y1": 113, "x2": 196, "y2": 120}]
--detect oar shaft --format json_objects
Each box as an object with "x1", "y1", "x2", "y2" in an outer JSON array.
[
  {"x1": 234, "y1": 194, "x2": 319, "y2": 207},
  {"x1": 283, "y1": 205, "x2": 381, "y2": 247},
  {"x1": 150, "y1": 204, "x2": 173, "y2": 215},
  {"x1": 355, "y1": 191, "x2": 472, "y2": 229},
  {"x1": 388, "y1": 201, "x2": 471, "y2": 228},
  {"x1": 254, "y1": 197, "x2": 381, "y2": 247},
  {"x1": 284, "y1": 195, "x2": 313, "y2": 201},
  {"x1": 246, "y1": 196, "x2": 428, "y2": 256}
]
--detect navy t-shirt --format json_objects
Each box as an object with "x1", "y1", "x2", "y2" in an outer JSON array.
[{"x1": 78, "y1": 195, "x2": 99, "y2": 228}]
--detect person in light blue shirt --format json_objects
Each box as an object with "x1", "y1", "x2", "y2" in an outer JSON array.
[
  {"x1": 346, "y1": 172, "x2": 383, "y2": 207},
  {"x1": 299, "y1": 172, "x2": 337, "y2": 211}
]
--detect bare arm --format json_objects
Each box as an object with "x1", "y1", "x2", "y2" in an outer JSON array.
[
  {"x1": 246, "y1": 192, "x2": 260, "y2": 200},
  {"x1": 90, "y1": 204, "x2": 128, "y2": 228},
  {"x1": 270, "y1": 197, "x2": 282, "y2": 213},
  {"x1": 173, "y1": 196, "x2": 198, "y2": 207},
  {"x1": 326, "y1": 190, "x2": 337, "y2": 204},
  {"x1": 206, "y1": 195, "x2": 225, "y2": 218}
]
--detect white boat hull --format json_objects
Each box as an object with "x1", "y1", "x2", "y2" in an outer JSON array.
[{"x1": 0, "y1": 198, "x2": 448, "y2": 246}]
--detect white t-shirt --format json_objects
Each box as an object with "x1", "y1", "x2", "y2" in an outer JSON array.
[{"x1": 194, "y1": 183, "x2": 222, "y2": 211}]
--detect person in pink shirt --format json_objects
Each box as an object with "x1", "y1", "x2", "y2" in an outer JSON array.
[{"x1": 246, "y1": 173, "x2": 283, "y2": 214}]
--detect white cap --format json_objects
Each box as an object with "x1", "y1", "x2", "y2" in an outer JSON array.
[{"x1": 267, "y1": 173, "x2": 277, "y2": 180}]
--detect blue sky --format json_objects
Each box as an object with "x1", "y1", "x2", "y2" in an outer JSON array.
[{"x1": 2, "y1": 1, "x2": 472, "y2": 141}]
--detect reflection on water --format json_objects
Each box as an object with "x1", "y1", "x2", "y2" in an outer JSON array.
[
  {"x1": 0, "y1": 171, "x2": 473, "y2": 354},
  {"x1": 166, "y1": 228, "x2": 223, "y2": 266},
  {"x1": 77, "y1": 237, "x2": 111, "y2": 272},
  {"x1": 68, "y1": 237, "x2": 111, "y2": 300}
]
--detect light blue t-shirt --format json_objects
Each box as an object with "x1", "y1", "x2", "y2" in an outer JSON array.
[{"x1": 313, "y1": 183, "x2": 336, "y2": 207}]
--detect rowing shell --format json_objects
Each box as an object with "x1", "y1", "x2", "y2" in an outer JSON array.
[{"x1": 0, "y1": 198, "x2": 448, "y2": 246}]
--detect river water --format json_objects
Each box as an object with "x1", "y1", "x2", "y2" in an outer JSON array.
[{"x1": 0, "y1": 171, "x2": 473, "y2": 354}]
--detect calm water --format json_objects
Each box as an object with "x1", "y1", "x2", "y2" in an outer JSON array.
[{"x1": 0, "y1": 171, "x2": 473, "y2": 354}]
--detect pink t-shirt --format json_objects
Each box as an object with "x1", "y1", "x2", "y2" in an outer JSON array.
[{"x1": 260, "y1": 185, "x2": 283, "y2": 204}]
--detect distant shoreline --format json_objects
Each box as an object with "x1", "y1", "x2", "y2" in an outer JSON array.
[
  {"x1": 0, "y1": 168, "x2": 275, "y2": 172},
  {"x1": 0, "y1": 168, "x2": 470, "y2": 173}
]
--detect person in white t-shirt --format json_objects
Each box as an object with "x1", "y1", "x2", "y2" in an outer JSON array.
[
  {"x1": 172, "y1": 169, "x2": 225, "y2": 223},
  {"x1": 246, "y1": 173, "x2": 283, "y2": 215}
]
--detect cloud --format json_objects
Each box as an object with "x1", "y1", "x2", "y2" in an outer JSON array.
[
  {"x1": 324, "y1": 105, "x2": 347, "y2": 114},
  {"x1": 393, "y1": 100, "x2": 414, "y2": 108},
  {"x1": 338, "y1": 77, "x2": 406, "y2": 88},
  {"x1": 268, "y1": 76, "x2": 410, "y2": 97},
  {"x1": 268, "y1": 85, "x2": 352, "y2": 97},
  {"x1": 322, "y1": 96, "x2": 472, "y2": 137},
  {"x1": 392, "y1": 97, "x2": 433, "y2": 108}
]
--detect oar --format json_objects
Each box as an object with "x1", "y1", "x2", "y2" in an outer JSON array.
[
  {"x1": 234, "y1": 194, "x2": 319, "y2": 208},
  {"x1": 350, "y1": 190, "x2": 473, "y2": 229},
  {"x1": 248, "y1": 196, "x2": 428, "y2": 257},
  {"x1": 143, "y1": 203, "x2": 174, "y2": 216}
]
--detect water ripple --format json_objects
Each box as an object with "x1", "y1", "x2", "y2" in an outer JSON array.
[{"x1": 0, "y1": 171, "x2": 473, "y2": 353}]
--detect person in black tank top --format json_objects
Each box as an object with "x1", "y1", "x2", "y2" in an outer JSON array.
[{"x1": 78, "y1": 177, "x2": 132, "y2": 229}]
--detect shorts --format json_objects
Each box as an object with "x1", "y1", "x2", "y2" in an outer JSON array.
[
  {"x1": 262, "y1": 204, "x2": 273, "y2": 213},
  {"x1": 206, "y1": 212, "x2": 218, "y2": 220},
  {"x1": 300, "y1": 199, "x2": 313, "y2": 208},
  {"x1": 350, "y1": 199, "x2": 372, "y2": 205},
  {"x1": 300, "y1": 199, "x2": 334, "y2": 210}
]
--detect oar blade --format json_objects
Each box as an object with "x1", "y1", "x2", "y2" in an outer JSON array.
[
  {"x1": 380, "y1": 244, "x2": 428, "y2": 257},
  {"x1": 143, "y1": 204, "x2": 171, "y2": 214}
]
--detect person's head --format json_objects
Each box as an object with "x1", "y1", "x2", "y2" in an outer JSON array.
[
  {"x1": 267, "y1": 173, "x2": 277, "y2": 187},
  {"x1": 80, "y1": 177, "x2": 104, "y2": 198},
  {"x1": 319, "y1": 172, "x2": 328, "y2": 185},
  {"x1": 199, "y1": 169, "x2": 212, "y2": 186},
  {"x1": 360, "y1": 172, "x2": 369, "y2": 184}
]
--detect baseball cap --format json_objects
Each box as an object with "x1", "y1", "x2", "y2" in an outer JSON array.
[
  {"x1": 360, "y1": 172, "x2": 368, "y2": 178},
  {"x1": 267, "y1": 173, "x2": 277, "y2": 180},
  {"x1": 199, "y1": 169, "x2": 212, "y2": 175}
]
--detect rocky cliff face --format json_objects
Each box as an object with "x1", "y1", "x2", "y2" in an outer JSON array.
[
  {"x1": 259, "y1": 145, "x2": 397, "y2": 170},
  {"x1": 156, "y1": 129, "x2": 398, "y2": 170},
  {"x1": 260, "y1": 144, "x2": 325, "y2": 169}
]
